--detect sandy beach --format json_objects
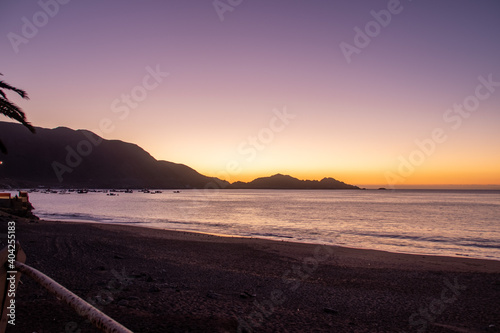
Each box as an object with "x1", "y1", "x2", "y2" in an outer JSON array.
[{"x1": 1, "y1": 211, "x2": 499, "y2": 333}]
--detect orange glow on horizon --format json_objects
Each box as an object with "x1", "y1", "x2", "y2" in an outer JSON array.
[{"x1": 203, "y1": 169, "x2": 500, "y2": 188}]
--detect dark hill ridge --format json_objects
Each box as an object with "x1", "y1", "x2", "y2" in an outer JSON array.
[
  {"x1": 229, "y1": 174, "x2": 359, "y2": 189},
  {"x1": 0, "y1": 121, "x2": 359, "y2": 190},
  {"x1": 0, "y1": 121, "x2": 225, "y2": 189}
]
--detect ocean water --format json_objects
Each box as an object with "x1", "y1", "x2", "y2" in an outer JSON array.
[{"x1": 21, "y1": 189, "x2": 500, "y2": 261}]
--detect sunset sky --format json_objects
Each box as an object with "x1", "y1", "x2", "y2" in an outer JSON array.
[{"x1": 1, "y1": 0, "x2": 499, "y2": 188}]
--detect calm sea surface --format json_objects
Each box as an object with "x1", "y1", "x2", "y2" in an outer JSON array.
[{"x1": 22, "y1": 189, "x2": 500, "y2": 261}]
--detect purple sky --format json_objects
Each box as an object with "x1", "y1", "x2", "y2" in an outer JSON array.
[{"x1": 1, "y1": 0, "x2": 500, "y2": 187}]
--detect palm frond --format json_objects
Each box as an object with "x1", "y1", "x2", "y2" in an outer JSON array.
[
  {"x1": 0, "y1": 81, "x2": 29, "y2": 100},
  {"x1": 0, "y1": 74, "x2": 35, "y2": 154},
  {"x1": 0, "y1": 98, "x2": 36, "y2": 133}
]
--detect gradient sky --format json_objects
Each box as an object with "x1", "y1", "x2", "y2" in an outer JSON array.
[{"x1": 1, "y1": 0, "x2": 499, "y2": 188}]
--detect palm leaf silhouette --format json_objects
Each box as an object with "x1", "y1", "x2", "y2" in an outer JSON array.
[{"x1": 0, "y1": 73, "x2": 35, "y2": 154}]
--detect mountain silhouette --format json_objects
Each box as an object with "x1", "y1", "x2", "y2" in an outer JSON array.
[
  {"x1": 229, "y1": 174, "x2": 359, "y2": 189},
  {"x1": 0, "y1": 121, "x2": 359, "y2": 190},
  {"x1": 0, "y1": 121, "x2": 227, "y2": 189}
]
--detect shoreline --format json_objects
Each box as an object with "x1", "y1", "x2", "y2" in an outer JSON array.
[
  {"x1": 34, "y1": 214, "x2": 500, "y2": 263},
  {"x1": 2, "y1": 212, "x2": 499, "y2": 332},
  {"x1": 36, "y1": 218, "x2": 500, "y2": 272}
]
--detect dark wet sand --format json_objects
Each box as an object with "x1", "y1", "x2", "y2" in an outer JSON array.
[{"x1": 1, "y1": 211, "x2": 499, "y2": 332}]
